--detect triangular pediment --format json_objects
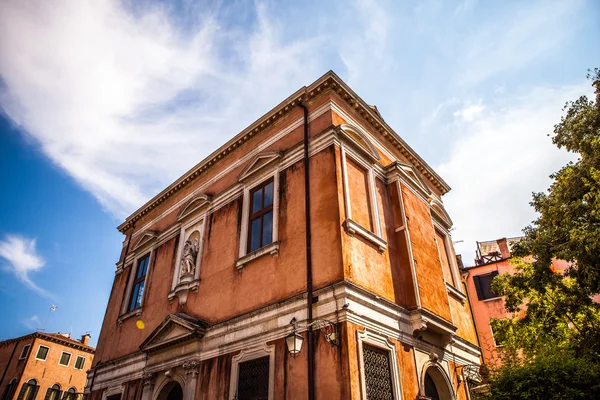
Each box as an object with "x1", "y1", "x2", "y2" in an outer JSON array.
[
  {"x1": 132, "y1": 231, "x2": 158, "y2": 252},
  {"x1": 238, "y1": 151, "x2": 282, "y2": 182},
  {"x1": 338, "y1": 123, "x2": 381, "y2": 162},
  {"x1": 177, "y1": 193, "x2": 212, "y2": 221},
  {"x1": 140, "y1": 313, "x2": 208, "y2": 353},
  {"x1": 386, "y1": 161, "x2": 432, "y2": 199}
]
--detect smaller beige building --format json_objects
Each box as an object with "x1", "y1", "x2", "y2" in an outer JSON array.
[{"x1": 0, "y1": 332, "x2": 95, "y2": 400}]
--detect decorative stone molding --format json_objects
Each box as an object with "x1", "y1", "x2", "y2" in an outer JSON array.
[
  {"x1": 182, "y1": 360, "x2": 201, "y2": 379},
  {"x1": 142, "y1": 372, "x2": 155, "y2": 389}
]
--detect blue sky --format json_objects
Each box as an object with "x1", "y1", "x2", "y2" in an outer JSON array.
[{"x1": 0, "y1": 0, "x2": 599, "y2": 345}]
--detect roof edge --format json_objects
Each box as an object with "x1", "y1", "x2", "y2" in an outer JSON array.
[{"x1": 117, "y1": 70, "x2": 450, "y2": 233}]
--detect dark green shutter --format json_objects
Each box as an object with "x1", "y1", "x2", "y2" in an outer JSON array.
[
  {"x1": 16, "y1": 385, "x2": 27, "y2": 400},
  {"x1": 474, "y1": 275, "x2": 484, "y2": 300},
  {"x1": 29, "y1": 386, "x2": 39, "y2": 400},
  {"x1": 43, "y1": 389, "x2": 52, "y2": 400}
]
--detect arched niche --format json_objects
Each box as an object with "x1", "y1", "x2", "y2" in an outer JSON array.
[
  {"x1": 419, "y1": 362, "x2": 455, "y2": 400},
  {"x1": 154, "y1": 381, "x2": 183, "y2": 400}
]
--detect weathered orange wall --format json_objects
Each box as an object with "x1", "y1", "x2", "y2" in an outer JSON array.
[
  {"x1": 465, "y1": 260, "x2": 513, "y2": 366},
  {"x1": 401, "y1": 185, "x2": 451, "y2": 321}
]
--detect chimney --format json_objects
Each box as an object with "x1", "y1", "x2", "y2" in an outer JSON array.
[
  {"x1": 497, "y1": 238, "x2": 510, "y2": 259},
  {"x1": 80, "y1": 334, "x2": 91, "y2": 346}
]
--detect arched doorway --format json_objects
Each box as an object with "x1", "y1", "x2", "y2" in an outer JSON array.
[
  {"x1": 422, "y1": 366, "x2": 454, "y2": 400},
  {"x1": 156, "y1": 382, "x2": 183, "y2": 400}
]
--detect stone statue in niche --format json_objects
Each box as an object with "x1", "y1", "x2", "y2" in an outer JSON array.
[{"x1": 179, "y1": 232, "x2": 200, "y2": 280}]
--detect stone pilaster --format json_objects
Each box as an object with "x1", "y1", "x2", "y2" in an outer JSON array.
[
  {"x1": 182, "y1": 360, "x2": 201, "y2": 400},
  {"x1": 141, "y1": 372, "x2": 155, "y2": 400}
]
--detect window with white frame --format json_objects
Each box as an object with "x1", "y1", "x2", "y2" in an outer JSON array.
[
  {"x1": 19, "y1": 344, "x2": 30, "y2": 360},
  {"x1": 339, "y1": 125, "x2": 387, "y2": 253},
  {"x1": 58, "y1": 352, "x2": 71, "y2": 366},
  {"x1": 120, "y1": 251, "x2": 153, "y2": 315},
  {"x1": 435, "y1": 228, "x2": 457, "y2": 287},
  {"x1": 229, "y1": 345, "x2": 275, "y2": 400},
  {"x1": 236, "y1": 151, "x2": 281, "y2": 268},
  {"x1": 35, "y1": 345, "x2": 49, "y2": 361},
  {"x1": 357, "y1": 330, "x2": 401, "y2": 400},
  {"x1": 74, "y1": 356, "x2": 86, "y2": 370}
]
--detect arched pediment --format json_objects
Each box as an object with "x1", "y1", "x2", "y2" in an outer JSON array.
[
  {"x1": 385, "y1": 161, "x2": 432, "y2": 199},
  {"x1": 132, "y1": 230, "x2": 158, "y2": 252},
  {"x1": 338, "y1": 123, "x2": 381, "y2": 162},
  {"x1": 237, "y1": 151, "x2": 282, "y2": 182},
  {"x1": 430, "y1": 199, "x2": 453, "y2": 229},
  {"x1": 177, "y1": 193, "x2": 212, "y2": 221}
]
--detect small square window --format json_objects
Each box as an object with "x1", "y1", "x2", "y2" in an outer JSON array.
[
  {"x1": 74, "y1": 356, "x2": 86, "y2": 370},
  {"x1": 19, "y1": 345, "x2": 31, "y2": 360},
  {"x1": 59, "y1": 352, "x2": 71, "y2": 366},
  {"x1": 474, "y1": 271, "x2": 500, "y2": 300},
  {"x1": 36, "y1": 346, "x2": 49, "y2": 361}
]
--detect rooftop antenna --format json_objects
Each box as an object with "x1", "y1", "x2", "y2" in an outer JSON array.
[{"x1": 40, "y1": 304, "x2": 58, "y2": 332}]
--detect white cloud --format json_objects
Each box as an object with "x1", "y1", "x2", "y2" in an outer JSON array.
[
  {"x1": 453, "y1": 103, "x2": 485, "y2": 122},
  {"x1": 437, "y1": 84, "x2": 584, "y2": 264},
  {"x1": 0, "y1": 0, "x2": 323, "y2": 217},
  {"x1": 0, "y1": 234, "x2": 52, "y2": 298},
  {"x1": 21, "y1": 315, "x2": 41, "y2": 330}
]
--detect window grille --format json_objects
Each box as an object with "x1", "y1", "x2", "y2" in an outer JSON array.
[
  {"x1": 363, "y1": 344, "x2": 394, "y2": 400},
  {"x1": 236, "y1": 356, "x2": 269, "y2": 400}
]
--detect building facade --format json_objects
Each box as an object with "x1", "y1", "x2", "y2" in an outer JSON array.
[
  {"x1": 0, "y1": 332, "x2": 94, "y2": 400},
  {"x1": 87, "y1": 71, "x2": 481, "y2": 400},
  {"x1": 463, "y1": 237, "x2": 570, "y2": 366}
]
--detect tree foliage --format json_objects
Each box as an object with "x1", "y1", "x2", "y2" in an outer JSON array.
[
  {"x1": 490, "y1": 68, "x2": 600, "y2": 360},
  {"x1": 481, "y1": 350, "x2": 600, "y2": 400}
]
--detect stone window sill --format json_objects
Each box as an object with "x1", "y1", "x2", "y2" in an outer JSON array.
[
  {"x1": 481, "y1": 296, "x2": 502, "y2": 303},
  {"x1": 446, "y1": 283, "x2": 467, "y2": 304},
  {"x1": 343, "y1": 219, "x2": 387, "y2": 253},
  {"x1": 236, "y1": 241, "x2": 280, "y2": 270},
  {"x1": 118, "y1": 308, "x2": 142, "y2": 324}
]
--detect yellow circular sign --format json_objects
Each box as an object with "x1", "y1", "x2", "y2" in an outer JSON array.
[{"x1": 136, "y1": 320, "x2": 145, "y2": 330}]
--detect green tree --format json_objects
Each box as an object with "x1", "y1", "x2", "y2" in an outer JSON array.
[
  {"x1": 482, "y1": 350, "x2": 600, "y2": 400},
  {"x1": 491, "y1": 68, "x2": 600, "y2": 360}
]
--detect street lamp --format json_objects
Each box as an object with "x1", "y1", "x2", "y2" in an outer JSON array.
[
  {"x1": 285, "y1": 317, "x2": 339, "y2": 357},
  {"x1": 285, "y1": 330, "x2": 304, "y2": 357}
]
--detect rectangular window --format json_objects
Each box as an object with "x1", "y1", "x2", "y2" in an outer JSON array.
[
  {"x1": 35, "y1": 346, "x2": 49, "y2": 361},
  {"x1": 236, "y1": 356, "x2": 269, "y2": 399},
  {"x1": 59, "y1": 352, "x2": 71, "y2": 366},
  {"x1": 473, "y1": 271, "x2": 500, "y2": 300},
  {"x1": 435, "y1": 229, "x2": 456, "y2": 287},
  {"x1": 363, "y1": 344, "x2": 394, "y2": 399},
  {"x1": 74, "y1": 356, "x2": 86, "y2": 370},
  {"x1": 247, "y1": 179, "x2": 274, "y2": 253},
  {"x1": 346, "y1": 158, "x2": 374, "y2": 232},
  {"x1": 128, "y1": 254, "x2": 150, "y2": 311},
  {"x1": 19, "y1": 345, "x2": 30, "y2": 360}
]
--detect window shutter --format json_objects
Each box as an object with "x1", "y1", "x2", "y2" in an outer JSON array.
[
  {"x1": 490, "y1": 271, "x2": 499, "y2": 297},
  {"x1": 44, "y1": 389, "x2": 52, "y2": 400},
  {"x1": 16, "y1": 385, "x2": 27, "y2": 400},
  {"x1": 474, "y1": 275, "x2": 484, "y2": 300},
  {"x1": 29, "y1": 386, "x2": 39, "y2": 400}
]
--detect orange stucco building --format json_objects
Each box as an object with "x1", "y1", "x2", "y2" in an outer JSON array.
[
  {"x1": 0, "y1": 332, "x2": 94, "y2": 400},
  {"x1": 463, "y1": 237, "x2": 571, "y2": 366},
  {"x1": 86, "y1": 71, "x2": 481, "y2": 400}
]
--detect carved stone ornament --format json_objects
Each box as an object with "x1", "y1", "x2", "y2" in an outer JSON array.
[
  {"x1": 429, "y1": 351, "x2": 439, "y2": 364},
  {"x1": 182, "y1": 360, "x2": 201, "y2": 378},
  {"x1": 142, "y1": 372, "x2": 155, "y2": 388},
  {"x1": 179, "y1": 237, "x2": 199, "y2": 281}
]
